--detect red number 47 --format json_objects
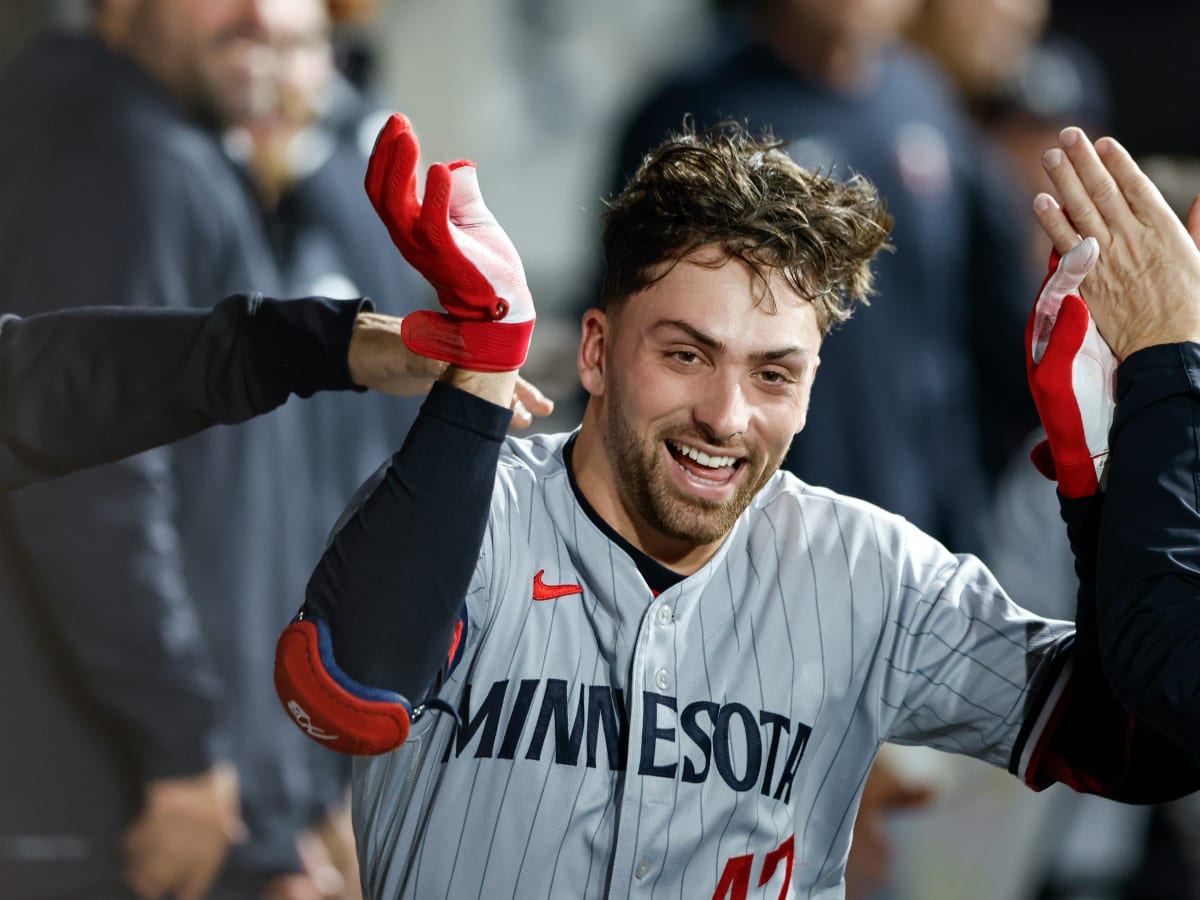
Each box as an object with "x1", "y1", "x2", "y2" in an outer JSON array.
[{"x1": 712, "y1": 834, "x2": 795, "y2": 900}]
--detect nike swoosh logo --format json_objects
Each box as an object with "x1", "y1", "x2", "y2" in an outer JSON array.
[{"x1": 533, "y1": 569, "x2": 583, "y2": 601}]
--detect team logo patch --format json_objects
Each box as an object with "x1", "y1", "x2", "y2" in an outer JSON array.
[{"x1": 532, "y1": 569, "x2": 583, "y2": 601}]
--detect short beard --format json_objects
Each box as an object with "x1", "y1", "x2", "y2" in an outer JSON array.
[{"x1": 606, "y1": 395, "x2": 780, "y2": 546}]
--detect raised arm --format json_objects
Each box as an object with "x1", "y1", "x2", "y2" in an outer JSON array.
[
  {"x1": 274, "y1": 114, "x2": 538, "y2": 755},
  {"x1": 1, "y1": 297, "x2": 548, "y2": 491},
  {"x1": 1034, "y1": 127, "x2": 1200, "y2": 760},
  {"x1": 0, "y1": 296, "x2": 367, "y2": 489}
]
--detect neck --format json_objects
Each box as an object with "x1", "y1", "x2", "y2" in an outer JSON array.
[{"x1": 571, "y1": 408, "x2": 724, "y2": 577}]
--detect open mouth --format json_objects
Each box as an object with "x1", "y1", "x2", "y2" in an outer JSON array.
[{"x1": 666, "y1": 439, "x2": 744, "y2": 487}]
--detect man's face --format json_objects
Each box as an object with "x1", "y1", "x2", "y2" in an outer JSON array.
[
  {"x1": 911, "y1": 0, "x2": 1048, "y2": 95},
  {"x1": 121, "y1": 0, "x2": 313, "y2": 127},
  {"x1": 580, "y1": 249, "x2": 822, "y2": 551},
  {"x1": 240, "y1": 0, "x2": 332, "y2": 133}
]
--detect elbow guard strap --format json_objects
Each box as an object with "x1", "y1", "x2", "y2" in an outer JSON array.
[{"x1": 274, "y1": 614, "x2": 412, "y2": 755}]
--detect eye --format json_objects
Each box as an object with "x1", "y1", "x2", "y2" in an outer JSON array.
[
  {"x1": 669, "y1": 350, "x2": 701, "y2": 365},
  {"x1": 756, "y1": 368, "x2": 796, "y2": 386}
]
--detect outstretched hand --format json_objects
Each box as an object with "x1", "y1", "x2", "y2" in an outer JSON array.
[
  {"x1": 365, "y1": 114, "x2": 535, "y2": 372},
  {"x1": 347, "y1": 312, "x2": 553, "y2": 427},
  {"x1": 1034, "y1": 126, "x2": 1200, "y2": 358}
]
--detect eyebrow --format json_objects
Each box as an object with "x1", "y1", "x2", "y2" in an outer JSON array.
[{"x1": 651, "y1": 319, "x2": 812, "y2": 362}]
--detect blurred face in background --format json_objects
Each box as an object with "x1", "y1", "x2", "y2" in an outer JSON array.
[
  {"x1": 233, "y1": 0, "x2": 334, "y2": 204},
  {"x1": 906, "y1": 0, "x2": 1049, "y2": 97},
  {"x1": 102, "y1": 0, "x2": 282, "y2": 127},
  {"x1": 779, "y1": 0, "x2": 923, "y2": 50}
]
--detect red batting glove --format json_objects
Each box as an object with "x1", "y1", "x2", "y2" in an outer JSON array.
[
  {"x1": 1025, "y1": 237, "x2": 1118, "y2": 498},
  {"x1": 364, "y1": 113, "x2": 534, "y2": 372}
]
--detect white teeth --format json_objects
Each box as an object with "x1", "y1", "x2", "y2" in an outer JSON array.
[{"x1": 669, "y1": 441, "x2": 736, "y2": 469}]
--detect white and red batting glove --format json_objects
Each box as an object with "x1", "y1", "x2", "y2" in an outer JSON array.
[
  {"x1": 364, "y1": 113, "x2": 534, "y2": 372},
  {"x1": 1025, "y1": 237, "x2": 1118, "y2": 498}
]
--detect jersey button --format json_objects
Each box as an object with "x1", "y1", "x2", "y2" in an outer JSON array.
[
  {"x1": 634, "y1": 860, "x2": 652, "y2": 879},
  {"x1": 655, "y1": 669, "x2": 671, "y2": 691},
  {"x1": 656, "y1": 605, "x2": 673, "y2": 625}
]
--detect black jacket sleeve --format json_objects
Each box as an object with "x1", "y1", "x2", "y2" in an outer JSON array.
[
  {"x1": 1096, "y1": 341, "x2": 1200, "y2": 760},
  {"x1": 0, "y1": 294, "x2": 366, "y2": 491},
  {"x1": 1016, "y1": 489, "x2": 1200, "y2": 802}
]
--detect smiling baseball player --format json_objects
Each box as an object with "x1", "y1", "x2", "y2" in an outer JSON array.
[{"x1": 274, "y1": 114, "x2": 1200, "y2": 899}]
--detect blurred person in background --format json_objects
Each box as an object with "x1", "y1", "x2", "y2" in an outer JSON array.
[
  {"x1": 221, "y1": 2, "x2": 432, "y2": 893},
  {"x1": 0, "y1": 1, "x2": 377, "y2": 897},
  {"x1": 905, "y1": 0, "x2": 1111, "y2": 271},
  {"x1": 891, "y1": 9, "x2": 1147, "y2": 900},
  {"x1": 224, "y1": 0, "x2": 428, "y2": 586},
  {"x1": 904, "y1": 0, "x2": 1049, "y2": 120}
]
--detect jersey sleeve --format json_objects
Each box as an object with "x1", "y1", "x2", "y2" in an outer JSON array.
[{"x1": 879, "y1": 525, "x2": 1072, "y2": 769}]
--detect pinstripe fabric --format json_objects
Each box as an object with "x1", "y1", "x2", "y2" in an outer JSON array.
[{"x1": 352, "y1": 431, "x2": 1072, "y2": 899}]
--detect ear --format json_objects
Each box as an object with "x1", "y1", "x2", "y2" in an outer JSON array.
[{"x1": 577, "y1": 308, "x2": 608, "y2": 398}]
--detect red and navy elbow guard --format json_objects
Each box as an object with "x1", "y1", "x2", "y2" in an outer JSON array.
[{"x1": 274, "y1": 611, "x2": 413, "y2": 755}]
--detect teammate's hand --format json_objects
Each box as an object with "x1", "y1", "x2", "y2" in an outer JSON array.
[
  {"x1": 346, "y1": 311, "x2": 554, "y2": 427},
  {"x1": 261, "y1": 828, "x2": 352, "y2": 900},
  {"x1": 1025, "y1": 238, "x2": 1118, "y2": 498},
  {"x1": 1034, "y1": 127, "x2": 1200, "y2": 358},
  {"x1": 261, "y1": 795, "x2": 362, "y2": 900},
  {"x1": 308, "y1": 798, "x2": 363, "y2": 900},
  {"x1": 845, "y1": 755, "x2": 935, "y2": 898},
  {"x1": 121, "y1": 763, "x2": 247, "y2": 900},
  {"x1": 364, "y1": 113, "x2": 535, "y2": 372}
]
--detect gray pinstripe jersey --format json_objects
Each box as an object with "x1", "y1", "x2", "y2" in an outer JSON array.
[{"x1": 352, "y1": 430, "x2": 1071, "y2": 899}]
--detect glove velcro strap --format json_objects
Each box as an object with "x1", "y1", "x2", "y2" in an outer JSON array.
[
  {"x1": 1029, "y1": 439, "x2": 1106, "y2": 498},
  {"x1": 274, "y1": 617, "x2": 412, "y2": 756},
  {"x1": 401, "y1": 311, "x2": 534, "y2": 372}
]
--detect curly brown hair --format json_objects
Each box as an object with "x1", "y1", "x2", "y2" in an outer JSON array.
[{"x1": 600, "y1": 120, "x2": 894, "y2": 334}]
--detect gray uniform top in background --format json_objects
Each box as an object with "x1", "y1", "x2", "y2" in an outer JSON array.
[{"x1": 353, "y1": 431, "x2": 1071, "y2": 899}]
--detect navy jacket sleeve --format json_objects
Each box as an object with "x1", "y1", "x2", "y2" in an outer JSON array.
[
  {"x1": 0, "y1": 295, "x2": 366, "y2": 491},
  {"x1": 1096, "y1": 341, "x2": 1200, "y2": 760},
  {"x1": 1014, "y1": 489, "x2": 1200, "y2": 802}
]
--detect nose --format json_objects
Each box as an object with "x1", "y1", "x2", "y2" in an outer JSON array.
[{"x1": 693, "y1": 371, "x2": 750, "y2": 442}]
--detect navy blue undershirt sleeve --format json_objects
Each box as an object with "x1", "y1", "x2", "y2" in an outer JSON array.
[{"x1": 305, "y1": 379, "x2": 512, "y2": 699}]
